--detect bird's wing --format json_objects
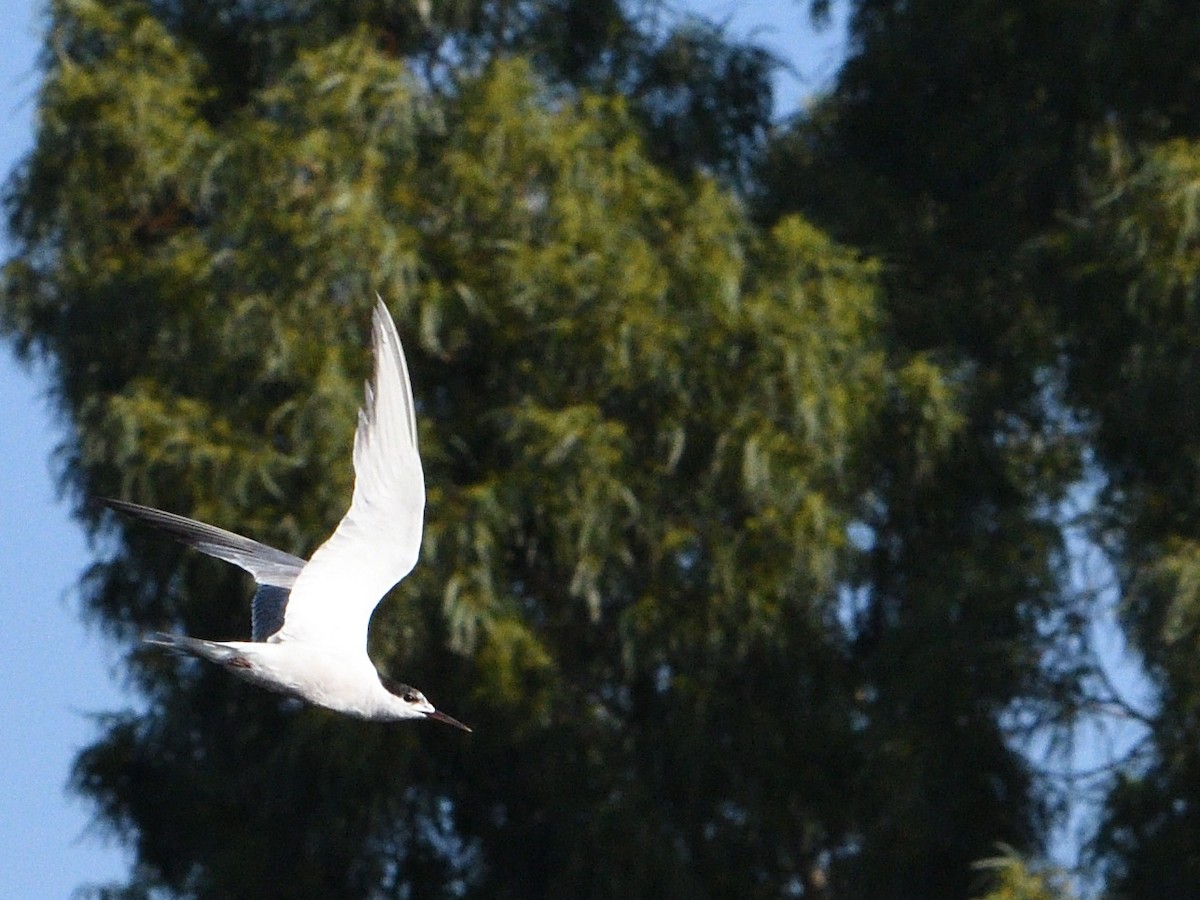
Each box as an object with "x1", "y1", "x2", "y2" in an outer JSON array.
[
  {"x1": 102, "y1": 498, "x2": 307, "y2": 587},
  {"x1": 251, "y1": 584, "x2": 291, "y2": 642},
  {"x1": 276, "y1": 297, "x2": 425, "y2": 653}
]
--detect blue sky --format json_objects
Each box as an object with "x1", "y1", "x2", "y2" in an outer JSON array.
[
  {"x1": 0, "y1": 1, "x2": 845, "y2": 895},
  {"x1": 0, "y1": 2, "x2": 136, "y2": 895}
]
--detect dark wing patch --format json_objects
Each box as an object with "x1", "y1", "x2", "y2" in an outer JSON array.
[
  {"x1": 103, "y1": 498, "x2": 307, "y2": 587},
  {"x1": 252, "y1": 584, "x2": 291, "y2": 642}
]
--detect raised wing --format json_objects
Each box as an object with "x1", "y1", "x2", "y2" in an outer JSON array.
[
  {"x1": 275, "y1": 297, "x2": 425, "y2": 653},
  {"x1": 102, "y1": 498, "x2": 307, "y2": 587}
]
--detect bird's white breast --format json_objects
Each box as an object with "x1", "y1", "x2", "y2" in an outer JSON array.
[{"x1": 218, "y1": 641, "x2": 395, "y2": 719}]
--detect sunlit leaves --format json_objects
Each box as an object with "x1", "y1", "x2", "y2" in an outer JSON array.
[
  {"x1": 971, "y1": 844, "x2": 1076, "y2": 900},
  {"x1": 3, "y1": 3, "x2": 943, "y2": 898}
]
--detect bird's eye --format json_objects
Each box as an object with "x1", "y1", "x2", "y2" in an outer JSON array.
[{"x1": 403, "y1": 691, "x2": 420, "y2": 704}]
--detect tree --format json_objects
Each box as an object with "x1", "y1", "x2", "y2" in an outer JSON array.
[
  {"x1": 1056, "y1": 135, "x2": 1200, "y2": 897},
  {"x1": 758, "y1": 2, "x2": 1099, "y2": 892},
  {"x1": 0, "y1": 1, "x2": 957, "y2": 896},
  {"x1": 761, "y1": 1, "x2": 1200, "y2": 895}
]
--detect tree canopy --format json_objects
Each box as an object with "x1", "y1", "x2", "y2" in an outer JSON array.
[
  {"x1": 6, "y1": 0, "x2": 1200, "y2": 897},
  {"x1": 760, "y1": 1, "x2": 1200, "y2": 896}
]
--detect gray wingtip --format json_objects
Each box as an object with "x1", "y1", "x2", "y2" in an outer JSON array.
[
  {"x1": 364, "y1": 293, "x2": 418, "y2": 450},
  {"x1": 100, "y1": 496, "x2": 139, "y2": 515},
  {"x1": 372, "y1": 295, "x2": 402, "y2": 351},
  {"x1": 373, "y1": 294, "x2": 394, "y2": 338}
]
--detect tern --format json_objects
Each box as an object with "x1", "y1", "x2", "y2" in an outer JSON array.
[{"x1": 104, "y1": 298, "x2": 470, "y2": 731}]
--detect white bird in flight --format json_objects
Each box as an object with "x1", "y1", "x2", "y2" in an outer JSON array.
[{"x1": 104, "y1": 298, "x2": 470, "y2": 731}]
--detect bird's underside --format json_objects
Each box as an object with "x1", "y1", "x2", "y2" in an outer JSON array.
[{"x1": 104, "y1": 298, "x2": 469, "y2": 731}]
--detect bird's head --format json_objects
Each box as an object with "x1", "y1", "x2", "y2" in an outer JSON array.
[{"x1": 380, "y1": 677, "x2": 471, "y2": 731}]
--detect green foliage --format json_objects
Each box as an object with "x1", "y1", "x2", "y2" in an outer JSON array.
[
  {"x1": 2, "y1": 2, "x2": 905, "y2": 897},
  {"x1": 1056, "y1": 134, "x2": 1200, "y2": 895},
  {"x1": 1060, "y1": 135, "x2": 1200, "y2": 645},
  {"x1": 756, "y1": 1, "x2": 1162, "y2": 896},
  {"x1": 22, "y1": 0, "x2": 1192, "y2": 896},
  {"x1": 972, "y1": 845, "x2": 1076, "y2": 900},
  {"x1": 761, "y1": 1, "x2": 1200, "y2": 896},
  {"x1": 1060, "y1": 136, "x2": 1200, "y2": 537}
]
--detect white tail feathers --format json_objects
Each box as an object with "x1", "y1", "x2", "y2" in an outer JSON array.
[{"x1": 145, "y1": 633, "x2": 242, "y2": 665}]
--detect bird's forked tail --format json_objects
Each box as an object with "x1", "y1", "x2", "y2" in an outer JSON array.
[{"x1": 144, "y1": 632, "x2": 243, "y2": 665}]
